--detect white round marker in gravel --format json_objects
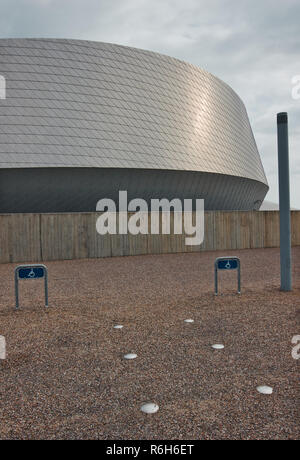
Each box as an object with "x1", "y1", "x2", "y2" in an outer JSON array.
[
  {"x1": 124, "y1": 353, "x2": 137, "y2": 360},
  {"x1": 113, "y1": 325, "x2": 123, "y2": 329},
  {"x1": 212, "y1": 344, "x2": 224, "y2": 350},
  {"x1": 140, "y1": 403, "x2": 159, "y2": 414},
  {"x1": 257, "y1": 385, "x2": 273, "y2": 395},
  {"x1": 184, "y1": 319, "x2": 194, "y2": 323}
]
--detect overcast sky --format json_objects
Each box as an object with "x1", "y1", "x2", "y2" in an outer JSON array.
[{"x1": 0, "y1": 0, "x2": 299, "y2": 207}]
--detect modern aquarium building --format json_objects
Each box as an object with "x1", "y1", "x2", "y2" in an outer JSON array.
[{"x1": 0, "y1": 38, "x2": 268, "y2": 213}]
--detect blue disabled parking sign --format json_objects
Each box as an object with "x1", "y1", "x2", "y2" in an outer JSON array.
[
  {"x1": 15, "y1": 264, "x2": 48, "y2": 309},
  {"x1": 217, "y1": 258, "x2": 239, "y2": 270},
  {"x1": 17, "y1": 266, "x2": 46, "y2": 279},
  {"x1": 214, "y1": 257, "x2": 241, "y2": 295}
]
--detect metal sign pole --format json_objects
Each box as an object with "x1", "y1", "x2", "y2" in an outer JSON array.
[
  {"x1": 15, "y1": 268, "x2": 19, "y2": 310},
  {"x1": 214, "y1": 262, "x2": 218, "y2": 295},
  {"x1": 237, "y1": 259, "x2": 241, "y2": 294},
  {"x1": 277, "y1": 112, "x2": 292, "y2": 291},
  {"x1": 44, "y1": 267, "x2": 49, "y2": 308}
]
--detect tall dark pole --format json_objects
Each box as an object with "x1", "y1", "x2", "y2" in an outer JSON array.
[{"x1": 277, "y1": 112, "x2": 292, "y2": 291}]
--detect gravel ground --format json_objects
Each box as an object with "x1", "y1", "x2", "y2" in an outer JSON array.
[{"x1": 0, "y1": 247, "x2": 299, "y2": 440}]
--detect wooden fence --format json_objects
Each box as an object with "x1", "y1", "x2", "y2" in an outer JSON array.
[{"x1": 0, "y1": 211, "x2": 299, "y2": 264}]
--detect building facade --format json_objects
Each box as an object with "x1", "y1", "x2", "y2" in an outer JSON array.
[{"x1": 0, "y1": 38, "x2": 268, "y2": 213}]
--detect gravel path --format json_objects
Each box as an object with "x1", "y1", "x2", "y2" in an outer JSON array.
[{"x1": 0, "y1": 247, "x2": 299, "y2": 440}]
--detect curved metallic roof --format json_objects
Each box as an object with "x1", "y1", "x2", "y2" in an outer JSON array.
[{"x1": 0, "y1": 38, "x2": 267, "y2": 186}]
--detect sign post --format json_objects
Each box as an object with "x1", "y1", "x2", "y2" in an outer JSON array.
[
  {"x1": 214, "y1": 257, "x2": 241, "y2": 295},
  {"x1": 15, "y1": 264, "x2": 48, "y2": 310},
  {"x1": 277, "y1": 112, "x2": 292, "y2": 291}
]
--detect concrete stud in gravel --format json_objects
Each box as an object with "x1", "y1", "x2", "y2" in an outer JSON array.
[
  {"x1": 212, "y1": 344, "x2": 224, "y2": 350},
  {"x1": 184, "y1": 319, "x2": 194, "y2": 323},
  {"x1": 124, "y1": 353, "x2": 137, "y2": 360},
  {"x1": 140, "y1": 403, "x2": 159, "y2": 414},
  {"x1": 257, "y1": 385, "x2": 273, "y2": 395},
  {"x1": 0, "y1": 335, "x2": 6, "y2": 360},
  {"x1": 113, "y1": 325, "x2": 123, "y2": 329}
]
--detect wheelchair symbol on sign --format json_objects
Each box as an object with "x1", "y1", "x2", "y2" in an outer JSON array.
[
  {"x1": 225, "y1": 261, "x2": 231, "y2": 269},
  {"x1": 28, "y1": 270, "x2": 36, "y2": 278}
]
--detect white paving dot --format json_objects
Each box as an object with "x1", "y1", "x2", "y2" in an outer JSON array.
[
  {"x1": 184, "y1": 319, "x2": 194, "y2": 323},
  {"x1": 124, "y1": 353, "x2": 137, "y2": 360},
  {"x1": 212, "y1": 344, "x2": 224, "y2": 350},
  {"x1": 257, "y1": 385, "x2": 273, "y2": 395},
  {"x1": 113, "y1": 325, "x2": 123, "y2": 329},
  {"x1": 141, "y1": 403, "x2": 159, "y2": 414}
]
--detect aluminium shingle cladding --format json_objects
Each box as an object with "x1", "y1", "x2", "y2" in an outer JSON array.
[{"x1": 0, "y1": 38, "x2": 268, "y2": 187}]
